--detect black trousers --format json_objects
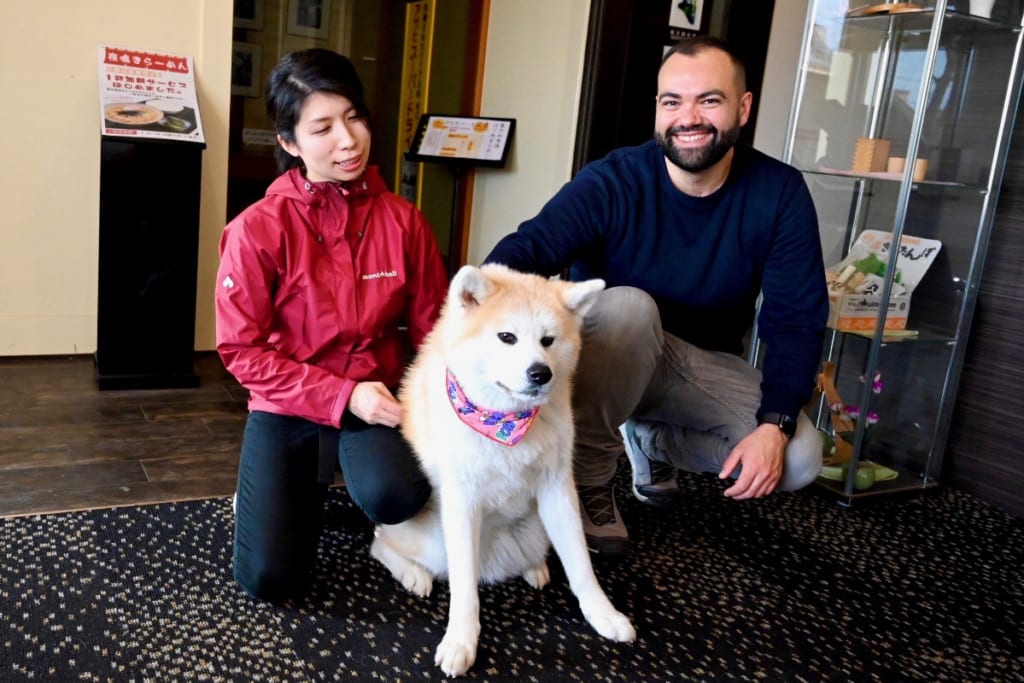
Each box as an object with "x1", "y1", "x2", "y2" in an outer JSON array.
[{"x1": 232, "y1": 410, "x2": 430, "y2": 601}]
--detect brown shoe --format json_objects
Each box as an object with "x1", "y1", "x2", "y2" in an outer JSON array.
[{"x1": 577, "y1": 483, "x2": 629, "y2": 557}]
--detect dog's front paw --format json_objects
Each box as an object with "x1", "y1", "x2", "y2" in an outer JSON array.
[
  {"x1": 398, "y1": 563, "x2": 434, "y2": 597},
  {"x1": 370, "y1": 536, "x2": 434, "y2": 597},
  {"x1": 522, "y1": 561, "x2": 550, "y2": 590},
  {"x1": 585, "y1": 608, "x2": 636, "y2": 643},
  {"x1": 435, "y1": 630, "x2": 478, "y2": 677}
]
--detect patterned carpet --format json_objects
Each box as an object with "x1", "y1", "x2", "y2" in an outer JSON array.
[{"x1": 1, "y1": 471, "x2": 1022, "y2": 682}]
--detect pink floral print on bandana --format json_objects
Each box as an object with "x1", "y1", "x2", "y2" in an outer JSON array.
[{"x1": 445, "y1": 368, "x2": 539, "y2": 446}]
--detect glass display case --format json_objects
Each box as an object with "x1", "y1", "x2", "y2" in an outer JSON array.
[{"x1": 761, "y1": 0, "x2": 1024, "y2": 503}]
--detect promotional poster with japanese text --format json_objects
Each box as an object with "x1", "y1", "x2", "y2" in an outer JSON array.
[{"x1": 98, "y1": 45, "x2": 206, "y2": 144}]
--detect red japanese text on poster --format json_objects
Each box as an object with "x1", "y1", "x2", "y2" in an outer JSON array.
[{"x1": 98, "y1": 45, "x2": 206, "y2": 144}]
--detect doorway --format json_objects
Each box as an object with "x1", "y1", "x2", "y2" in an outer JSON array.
[{"x1": 574, "y1": 0, "x2": 777, "y2": 173}]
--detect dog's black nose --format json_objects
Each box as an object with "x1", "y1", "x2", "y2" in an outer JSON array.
[{"x1": 526, "y1": 363, "x2": 552, "y2": 386}]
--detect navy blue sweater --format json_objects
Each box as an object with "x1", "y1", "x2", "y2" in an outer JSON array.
[{"x1": 485, "y1": 140, "x2": 828, "y2": 419}]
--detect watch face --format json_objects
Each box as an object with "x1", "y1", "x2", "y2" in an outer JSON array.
[{"x1": 760, "y1": 412, "x2": 797, "y2": 438}]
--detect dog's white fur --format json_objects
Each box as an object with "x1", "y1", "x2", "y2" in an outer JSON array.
[{"x1": 370, "y1": 264, "x2": 635, "y2": 677}]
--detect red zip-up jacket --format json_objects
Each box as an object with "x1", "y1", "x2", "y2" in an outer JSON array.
[{"x1": 215, "y1": 166, "x2": 448, "y2": 427}]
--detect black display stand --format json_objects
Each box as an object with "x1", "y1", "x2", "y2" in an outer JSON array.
[
  {"x1": 405, "y1": 114, "x2": 515, "y2": 276},
  {"x1": 95, "y1": 137, "x2": 205, "y2": 389}
]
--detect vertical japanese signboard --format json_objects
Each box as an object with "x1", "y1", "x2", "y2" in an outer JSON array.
[
  {"x1": 396, "y1": 0, "x2": 435, "y2": 203},
  {"x1": 98, "y1": 45, "x2": 206, "y2": 144}
]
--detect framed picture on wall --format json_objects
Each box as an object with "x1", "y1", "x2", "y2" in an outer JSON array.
[
  {"x1": 286, "y1": 0, "x2": 333, "y2": 40},
  {"x1": 231, "y1": 42, "x2": 262, "y2": 98},
  {"x1": 668, "y1": 0, "x2": 710, "y2": 36},
  {"x1": 233, "y1": 0, "x2": 265, "y2": 30}
]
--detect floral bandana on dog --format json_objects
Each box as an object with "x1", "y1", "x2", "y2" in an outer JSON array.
[{"x1": 446, "y1": 368, "x2": 539, "y2": 446}]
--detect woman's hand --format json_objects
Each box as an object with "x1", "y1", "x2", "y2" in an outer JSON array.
[{"x1": 348, "y1": 381, "x2": 403, "y2": 427}]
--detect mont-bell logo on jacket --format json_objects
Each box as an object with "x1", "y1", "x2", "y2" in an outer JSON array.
[{"x1": 362, "y1": 270, "x2": 398, "y2": 281}]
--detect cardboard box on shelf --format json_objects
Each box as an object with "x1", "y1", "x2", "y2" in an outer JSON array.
[
  {"x1": 852, "y1": 138, "x2": 892, "y2": 172},
  {"x1": 825, "y1": 229, "x2": 942, "y2": 332}
]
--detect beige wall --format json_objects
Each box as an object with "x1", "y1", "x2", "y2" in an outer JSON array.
[
  {"x1": 466, "y1": 0, "x2": 592, "y2": 264},
  {"x1": 754, "y1": 0, "x2": 809, "y2": 160},
  {"x1": 0, "y1": 1, "x2": 231, "y2": 356}
]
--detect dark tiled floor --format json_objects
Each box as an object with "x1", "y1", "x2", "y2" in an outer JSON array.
[{"x1": 0, "y1": 353, "x2": 247, "y2": 518}]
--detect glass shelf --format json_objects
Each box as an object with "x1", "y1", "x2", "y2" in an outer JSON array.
[
  {"x1": 759, "y1": 0, "x2": 1024, "y2": 504},
  {"x1": 845, "y1": 7, "x2": 1021, "y2": 32},
  {"x1": 815, "y1": 460, "x2": 940, "y2": 505},
  {"x1": 839, "y1": 326, "x2": 959, "y2": 345},
  {"x1": 804, "y1": 167, "x2": 979, "y2": 190}
]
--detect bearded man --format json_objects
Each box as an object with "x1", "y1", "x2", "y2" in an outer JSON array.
[{"x1": 485, "y1": 36, "x2": 828, "y2": 557}]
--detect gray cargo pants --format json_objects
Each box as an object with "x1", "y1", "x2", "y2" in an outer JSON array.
[{"x1": 571, "y1": 286, "x2": 821, "y2": 490}]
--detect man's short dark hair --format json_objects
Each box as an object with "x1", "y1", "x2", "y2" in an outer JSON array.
[{"x1": 661, "y1": 36, "x2": 746, "y2": 92}]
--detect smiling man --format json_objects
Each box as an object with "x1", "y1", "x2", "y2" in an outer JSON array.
[{"x1": 484, "y1": 36, "x2": 829, "y2": 558}]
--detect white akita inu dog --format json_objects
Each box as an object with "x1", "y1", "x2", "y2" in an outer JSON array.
[{"x1": 370, "y1": 264, "x2": 636, "y2": 677}]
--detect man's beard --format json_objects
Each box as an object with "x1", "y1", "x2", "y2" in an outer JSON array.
[{"x1": 655, "y1": 122, "x2": 740, "y2": 173}]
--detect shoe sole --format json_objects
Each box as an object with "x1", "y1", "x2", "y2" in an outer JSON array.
[
  {"x1": 621, "y1": 422, "x2": 679, "y2": 509},
  {"x1": 632, "y1": 484, "x2": 679, "y2": 509},
  {"x1": 585, "y1": 535, "x2": 629, "y2": 558}
]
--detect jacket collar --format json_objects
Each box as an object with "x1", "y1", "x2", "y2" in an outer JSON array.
[{"x1": 266, "y1": 165, "x2": 389, "y2": 205}]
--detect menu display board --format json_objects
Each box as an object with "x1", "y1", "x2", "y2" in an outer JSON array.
[
  {"x1": 406, "y1": 115, "x2": 515, "y2": 168},
  {"x1": 98, "y1": 45, "x2": 205, "y2": 144}
]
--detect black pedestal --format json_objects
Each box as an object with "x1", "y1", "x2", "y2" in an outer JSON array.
[{"x1": 95, "y1": 137, "x2": 205, "y2": 390}]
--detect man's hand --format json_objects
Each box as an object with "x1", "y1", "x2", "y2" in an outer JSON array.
[
  {"x1": 347, "y1": 381, "x2": 403, "y2": 428},
  {"x1": 719, "y1": 424, "x2": 788, "y2": 499}
]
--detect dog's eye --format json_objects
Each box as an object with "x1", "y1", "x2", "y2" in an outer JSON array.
[
  {"x1": 497, "y1": 332, "x2": 517, "y2": 345},
  {"x1": 540, "y1": 336, "x2": 555, "y2": 347}
]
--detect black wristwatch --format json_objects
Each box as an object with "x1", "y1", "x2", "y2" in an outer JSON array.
[{"x1": 758, "y1": 412, "x2": 797, "y2": 439}]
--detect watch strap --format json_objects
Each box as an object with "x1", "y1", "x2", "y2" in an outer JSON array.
[{"x1": 758, "y1": 411, "x2": 797, "y2": 438}]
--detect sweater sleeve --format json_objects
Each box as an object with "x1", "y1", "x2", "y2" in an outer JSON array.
[
  {"x1": 484, "y1": 165, "x2": 615, "y2": 274},
  {"x1": 755, "y1": 172, "x2": 829, "y2": 418},
  {"x1": 215, "y1": 215, "x2": 352, "y2": 427}
]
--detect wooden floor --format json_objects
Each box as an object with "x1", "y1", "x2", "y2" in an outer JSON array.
[{"x1": 0, "y1": 353, "x2": 247, "y2": 518}]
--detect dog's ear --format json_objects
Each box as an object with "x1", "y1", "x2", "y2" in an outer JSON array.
[
  {"x1": 450, "y1": 265, "x2": 496, "y2": 310},
  {"x1": 562, "y1": 278, "x2": 605, "y2": 318}
]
